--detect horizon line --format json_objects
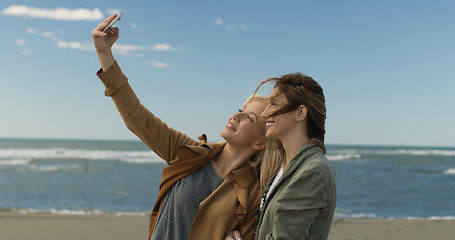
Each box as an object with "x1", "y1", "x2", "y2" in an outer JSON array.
[{"x1": 1, "y1": 136, "x2": 453, "y2": 149}]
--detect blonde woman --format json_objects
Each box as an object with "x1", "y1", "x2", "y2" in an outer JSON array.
[{"x1": 92, "y1": 15, "x2": 281, "y2": 240}]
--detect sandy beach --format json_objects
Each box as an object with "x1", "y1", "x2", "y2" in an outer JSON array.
[
  {"x1": 0, "y1": 212, "x2": 149, "y2": 240},
  {"x1": 329, "y1": 218, "x2": 455, "y2": 240},
  {"x1": 1, "y1": 213, "x2": 454, "y2": 240}
]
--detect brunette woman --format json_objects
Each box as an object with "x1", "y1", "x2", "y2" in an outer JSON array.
[{"x1": 226, "y1": 73, "x2": 336, "y2": 240}]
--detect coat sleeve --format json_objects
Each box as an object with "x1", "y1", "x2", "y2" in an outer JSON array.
[
  {"x1": 97, "y1": 61, "x2": 197, "y2": 163},
  {"x1": 271, "y1": 171, "x2": 328, "y2": 240}
]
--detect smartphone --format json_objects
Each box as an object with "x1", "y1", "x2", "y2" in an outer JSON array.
[{"x1": 103, "y1": 12, "x2": 123, "y2": 32}]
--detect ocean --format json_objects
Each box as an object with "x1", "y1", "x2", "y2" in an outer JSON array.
[{"x1": 1, "y1": 138, "x2": 454, "y2": 219}]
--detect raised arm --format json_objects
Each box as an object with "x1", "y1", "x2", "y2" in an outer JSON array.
[
  {"x1": 92, "y1": 14, "x2": 118, "y2": 71},
  {"x1": 92, "y1": 16, "x2": 197, "y2": 162}
]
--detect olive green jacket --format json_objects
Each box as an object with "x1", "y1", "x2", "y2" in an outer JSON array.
[
  {"x1": 255, "y1": 144, "x2": 337, "y2": 240},
  {"x1": 97, "y1": 62, "x2": 261, "y2": 240}
]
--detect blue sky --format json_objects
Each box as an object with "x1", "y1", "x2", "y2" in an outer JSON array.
[{"x1": 1, "y1": 1, "x2": 454, "y2": 147}]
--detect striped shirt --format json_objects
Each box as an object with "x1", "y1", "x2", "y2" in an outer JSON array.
[{"x1": 150, "y1": 160, "x2": 223, "y2": 240}]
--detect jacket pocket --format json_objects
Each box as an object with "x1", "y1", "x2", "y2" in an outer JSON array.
[{"x1": 265, "y1": 233, "x2": 274, "y2": 240}]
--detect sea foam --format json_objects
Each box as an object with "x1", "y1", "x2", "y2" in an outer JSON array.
[
  {"x1": 326, "y1": 153, "x2": 361, "y2": 161},
  {"x1": 327, "y1": 147, "x2": 455, "y2": 158},
  {"x1": 0, "y1": 148, "x2": 161, "y2": 163},
  {"x1": 13, "y1": 208, "x2": 148, "y2": 216}
]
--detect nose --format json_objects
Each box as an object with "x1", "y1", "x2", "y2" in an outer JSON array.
[
  {"x1": 231, "y1": 111, "x2": 243, "y2": 121},
  {"x1": 261, "y1": 105, "x2": 270, "y2": 118}
]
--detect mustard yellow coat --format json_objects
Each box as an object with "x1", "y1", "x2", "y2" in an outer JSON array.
[{"x1": 97, "y1": 62, "x2": 261, "y2": 240}]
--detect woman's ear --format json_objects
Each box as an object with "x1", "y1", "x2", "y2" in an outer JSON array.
[
  {"x1": 252, "y1": 138, "x2": 266, "y2": 151},
  {"x1": 295, "y1": 105, "x2": 308, "y2": 122}
]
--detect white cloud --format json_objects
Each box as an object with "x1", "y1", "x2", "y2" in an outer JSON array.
[
  {"x1": 113, "y1": 46, "x2": 144, "y2": 57},
  {"x1": 14, "y1": 39, "x2": 26, "y2": 46},
  {"x1": 1, "y1": 5, "x2": 103, "y2": 21},
  {"x1": 128, "y1": 22, "x2": 145, "y2": 32},
  {"x1": 51, "y1": 37, "x2": 174, "y2": 56},
  {"x1": 21, "y1": 49, "x2": 31, "y2": 56},
  {"x1": 15, "y1": 39, "x2": 29, "y2": 56},
  {"x1": 226, "y1": 25, "x2": 235, "y2": 30},
  {"x1": 106, "y1": 9, "x2": 121, "y2": 15},
  {"x1": 214, "y1": 18, "x2": 223, "y2": 26},
  {"x1": 214, "y1": 18, "x2": 247, "y2": 31},
  {"x1": 178, "y1": 46, "x2": 190, "y2": 52},
  {"x1": 113, "y1": 43, "x2": 174, "y2": 52},
  {"x1": 42, "y1": 31, "x2": 62, "y2": 42},
  {"x1": 57, "y1": 41, "x2": 94, "y2": 51},
  {"x1": 111, "y1": 43, "x2": 177, "y2": 57},
  {"x1": 26, "y1": 28, "x2": 37, "y2": 34},
  {"x1": 23, "y1": 28, "x2": 93, "y2": 51},
  {"x1": 152, "y1": 44, "x2": 173, "y2": 51},
  {"x1": 152, "y1": 61, "x2": 169, "y2": 68},
  {"x1": 41, "y1": 31, "x2": 55, "y2": 38},
  {"x1": 19, "y1": 27, "x2": 179, "y2": 60},
  {"x1": 113, "y1": 44, "x2": 150, "y2": 52}
]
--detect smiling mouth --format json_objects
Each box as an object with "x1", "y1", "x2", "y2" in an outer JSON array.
[
  {"x1": 265, "y1": 122, "x2": 274, "y2": 129},
  {"x1": 226, "y1": 122, "x2": 236, "y2": 131}
]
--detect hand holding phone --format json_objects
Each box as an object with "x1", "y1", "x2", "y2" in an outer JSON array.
[{"x1": 103, "y1": 12, "x2": 123, "y2": 32}]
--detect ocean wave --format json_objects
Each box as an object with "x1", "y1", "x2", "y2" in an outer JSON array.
[
  {"x1": 443, "y1": 168, "x2": 455, "y2": 175},
  {"x1": 428, "y1": 216, "x2": 455, "y2": 220},
  {"x1": 0, "y1": 148, "x2": 162, "y2": 163},
  {"x1": 334, "y1": 211, "x2": 377, "y2": 219},
  {"x1": 371, "y1": 149, "x2": 455, "y2": 156},
  {"x1": 401, "y1": 216, "x2": 455, "y2": 220},
  {"x1": 326, "y1": 153, "x2": 361, "y2": 161},
  {"x1": 0, "y1": 159, "x2": 30, "y2": 166},
  {"x1": 0, "y1": 162, "x2": 85, "y2": 172},
  {"x1": 26, "y1": 164, "x2": 81, "y2": 172},
  {"x1": 6, "y1": 207, "x2": 454, "y2": 220},
  {"x1": 328, "y1": 148, "x2": 455, "y2": 157},
  {"x1": 334, "y1": 210, "x2": 455, "y2": 220},
  {"x1": 7, "y1": 208, "x2": 148, "y2": 216}
]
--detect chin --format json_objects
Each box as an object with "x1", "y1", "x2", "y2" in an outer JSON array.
[
  {"x1": 265, "y1": 130, "x2": 278, "y2": 140},
  {"x1": 220, "y1": 129, "x2": 230, "y2": 141}
]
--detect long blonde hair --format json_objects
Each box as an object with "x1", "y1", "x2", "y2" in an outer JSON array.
[{"x1": 245, "y1": 94, "x2": 284, "y2": 189}]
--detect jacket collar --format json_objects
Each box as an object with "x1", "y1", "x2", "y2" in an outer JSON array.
[
  {"x1": 280, "y1": 143, "x2": 321, "y2": 180},
  {"x1": 260, "y1": 143, "x2": 322, "y2": 213}
]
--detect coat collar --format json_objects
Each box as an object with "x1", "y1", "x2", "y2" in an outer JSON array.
[
  {"x1": 231, "y1": 165, "x2": 256, "y2": 189},
  {"x1": 171, "y1": 134, "x2": 225, "y2": 165},
  {"x1": 189, "y1": 135, "x2": 258, "y2": 218},
  {"x1": 228, "y1": 162, "x2": 258, "y2": 220},
  {"x1": 190, "y1": 134, "x2": 257, "y2": 189},
  {"x1": 159, "y1": 135, "x2": 258, "y2": 222}
]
